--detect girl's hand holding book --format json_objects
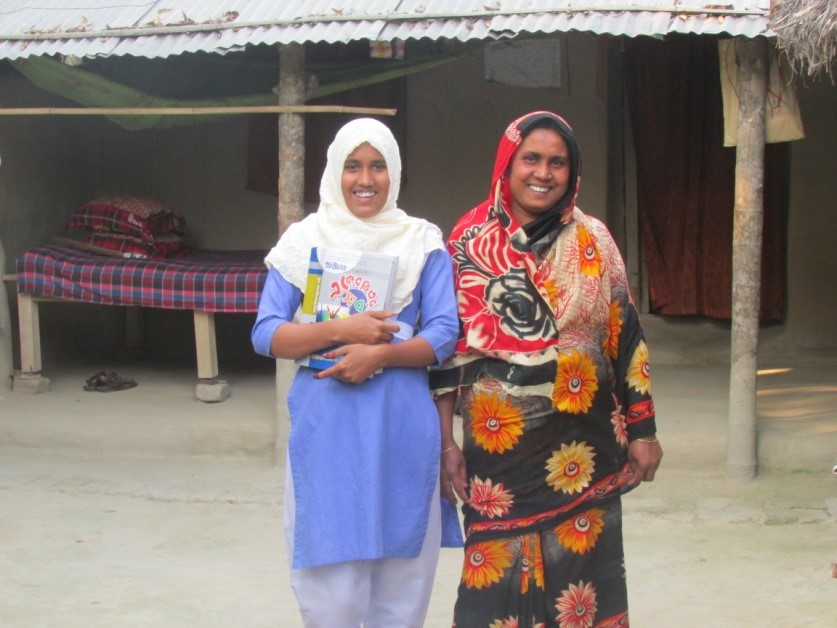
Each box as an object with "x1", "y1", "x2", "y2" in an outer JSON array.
[
  {"x1": 314, "y1": 343, "x2": 386, "y2": 383},
  {"x1": 336, "y1": 310, "x2": 399, "y2": 345}
]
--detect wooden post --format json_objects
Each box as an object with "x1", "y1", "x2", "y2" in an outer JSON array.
[
  {"x1": 277, "y1": 43, "x2": 306, "y2": 235},
  {"x1": 274, "y1": 43, "x2": 306, "y2": 463},
  {"x1": 0, "y1": 237, "x2": 14, "y2": 387},
  {"x1": 726, "y1": 37, "x2": 768, "y2": 483}
]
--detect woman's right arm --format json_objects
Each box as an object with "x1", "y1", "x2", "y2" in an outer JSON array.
[{"x1": 251, "y1": 269, "x2": 399, "y2": 361}]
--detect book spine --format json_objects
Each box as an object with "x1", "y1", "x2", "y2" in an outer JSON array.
[{"x1": 301, "y1": 247, "x2": 322, "y2": 315}]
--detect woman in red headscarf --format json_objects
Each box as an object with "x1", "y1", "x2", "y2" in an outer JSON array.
[{"x1": 432, "y1": 111, "x2": 663, "y2": 626}]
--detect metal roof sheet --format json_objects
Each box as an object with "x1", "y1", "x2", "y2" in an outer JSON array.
[{"x1": 0, "y1": 1, "x2": 774, "y2": 60}]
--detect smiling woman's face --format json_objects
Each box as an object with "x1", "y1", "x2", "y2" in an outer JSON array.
[
  {"x1": 341, "y1": 142, "x2": 390, "y2": 219},
  {"x1": 507, "y1": 127, "x2": 570, "y2": 226}
]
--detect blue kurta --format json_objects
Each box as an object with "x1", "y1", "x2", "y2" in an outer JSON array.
[{"x1": 252, "y1": 248, "x2": 462, "y2": 569}]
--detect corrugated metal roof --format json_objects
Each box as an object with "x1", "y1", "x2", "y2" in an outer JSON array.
[{"x1": 0, "y1": 0, "x2": 774, "y2": 60}]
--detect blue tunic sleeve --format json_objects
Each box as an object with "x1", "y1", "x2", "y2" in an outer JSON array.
[
  {"x1": 250, "y1": 268, "x2": 301, "y2": 358},
  {"x1": 413, "y1": 248, "x2": 458, "y2": 367}
]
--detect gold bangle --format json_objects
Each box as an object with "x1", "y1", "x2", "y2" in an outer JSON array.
[
  {"x1": 635, "y1": 435, "x2": 659, "y2": 443},
  {"x1": 441, "y1": 444, "x2": 458, "y2": 454}
]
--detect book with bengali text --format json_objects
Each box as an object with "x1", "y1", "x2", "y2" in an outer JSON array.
[{"x1": 296, "y1": 246, "x2": 399, "y2": 370}]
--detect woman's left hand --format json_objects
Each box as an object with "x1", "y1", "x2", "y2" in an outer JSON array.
[
  {"x1": 314, "y1": 344, "x2": 383, "y2": 383},
  {"x1": 626, "y1": 438, "x2": 663, "y2": 487}
]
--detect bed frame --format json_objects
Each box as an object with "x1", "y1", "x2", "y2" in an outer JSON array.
[{"x1": 12, "y1": 242, "x2": 267, "y2": 402}]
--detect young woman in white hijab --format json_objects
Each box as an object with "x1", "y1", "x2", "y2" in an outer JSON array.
[{"x1": 252, "y1": 118, "x2": 461, "y2": 627}]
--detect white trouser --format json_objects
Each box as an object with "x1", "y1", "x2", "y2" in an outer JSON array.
[{"x1": 284, "y1": 452, "x2": 442, "y2": 628}]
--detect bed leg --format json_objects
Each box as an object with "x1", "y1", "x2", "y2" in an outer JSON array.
[
  {"x1": 14, "y1": 293, "x2": 50, "y2": 393},
  {"x1": 125, "y1": 306, "x2": 143, "y2": 353},
  {"x1": 193, "y1": 310, "x2": 229, "y2": 402}
]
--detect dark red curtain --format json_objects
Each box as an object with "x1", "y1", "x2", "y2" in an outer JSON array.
[{"x1": 623, "y1": 34, "x2": 786, "y2": 322}]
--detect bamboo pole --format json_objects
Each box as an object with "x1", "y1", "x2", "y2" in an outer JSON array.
[
  {"x1": 274, "y1": 43, "x2": 307, "y2": 465},
  {"x1": 727, "y1": 37, "x2": 769, "y2": 484},
  {"x1": 277, "y1": 44, "x2": 306, "y2": 235},
  {"x1": 0, "y1": 236, "x2": 14, "y2": 388},
  {"x1": 0, "y1": 105, "x2": 396, "y2": 116}
]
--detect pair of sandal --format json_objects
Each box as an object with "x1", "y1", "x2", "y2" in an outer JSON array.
[{"x1": 83, "y1": 371, "x2": 137, "y2": 392}]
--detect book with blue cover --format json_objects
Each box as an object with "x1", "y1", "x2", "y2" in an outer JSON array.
[{"x1": 296, "y1": 246, "x2": 399, "y2": 369}]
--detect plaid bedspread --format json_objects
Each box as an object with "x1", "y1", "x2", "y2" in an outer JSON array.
[{"x1": 16, "y1": 243, "x2": 268, "y2": 313}]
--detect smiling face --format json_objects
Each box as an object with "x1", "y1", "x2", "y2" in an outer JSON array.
[
  {"x1": 507, "y1": 127, "x2": 571, "y2": 227},
  {"x1": 341, "y1": 142, "x2": 391, "y2": 219}
]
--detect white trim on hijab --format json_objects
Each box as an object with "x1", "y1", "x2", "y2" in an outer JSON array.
[{"x1": 264, "y1": 118, "x2": 444, "y2": 315}]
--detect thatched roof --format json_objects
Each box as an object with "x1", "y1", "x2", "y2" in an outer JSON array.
[{"x1": 771, "y1": 0, "x2": 837, "y2": 81}]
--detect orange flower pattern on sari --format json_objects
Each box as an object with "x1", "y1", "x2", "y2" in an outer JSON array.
[
  {"x1": 604, "y1": 300, "x2": 622, "y2": 359},
  {"x1": 470, "y1": 392, "x2": 525, "y2": 454},
  {"x1": 626, "y1": 340, "x2": 651, "y2": 394},
  {"x1": 519, "y1": 533, "x2": 545, "y2": 594},
  {"x1": 545, "y1": 441, "x2": 596, "y2": 494},
  {"x1": 543, "y1": 277, "x2": 561, "y2": 310},
  {"x1": 577, "y1": 224, "x2": 602, "y2": 277},
  {"x1": 462, "y1": 540, "x2": 513, "y2": 589},
  {"x1": 552, "y1": 350, "x2": 599, "y2": 414},
  {"x1": 555, "y1": 580, "x2": 598, "y2": 628},
  {"x1": 555, "y1": 508, "x2": 605, "y2": 554},
  {"x1": 469, "y1": 476, "x2": 514, "y2": 519}
]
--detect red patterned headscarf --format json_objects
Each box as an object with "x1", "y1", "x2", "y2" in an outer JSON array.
[
  {"x1": 435, "y1": 112, "x2": 583, "y2": 385},
  {"x1": 494, "y1": 111, "x2": 581, "y2": 248}
]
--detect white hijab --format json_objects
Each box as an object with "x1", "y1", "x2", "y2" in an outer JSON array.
[{"x1": 264, "y1": 118, "x2": 444, "y2": 313}]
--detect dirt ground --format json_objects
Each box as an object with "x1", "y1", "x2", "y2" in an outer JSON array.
[{"x1": 0, "y1": 358, "x2": 835, "y2": 627}]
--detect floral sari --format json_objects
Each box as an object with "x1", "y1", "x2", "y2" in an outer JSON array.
[{"x1": 431, "y1": 112, "x2": 656, "y2": 627}]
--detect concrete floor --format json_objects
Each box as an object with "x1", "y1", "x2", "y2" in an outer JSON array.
[{"x1": 0, "y1": 351, "x2": 835, "y2": 627}]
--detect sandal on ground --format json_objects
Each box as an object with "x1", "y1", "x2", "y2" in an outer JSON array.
[{"x1": 83, "y1": 370, "x2": 137, "y2": 392}]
